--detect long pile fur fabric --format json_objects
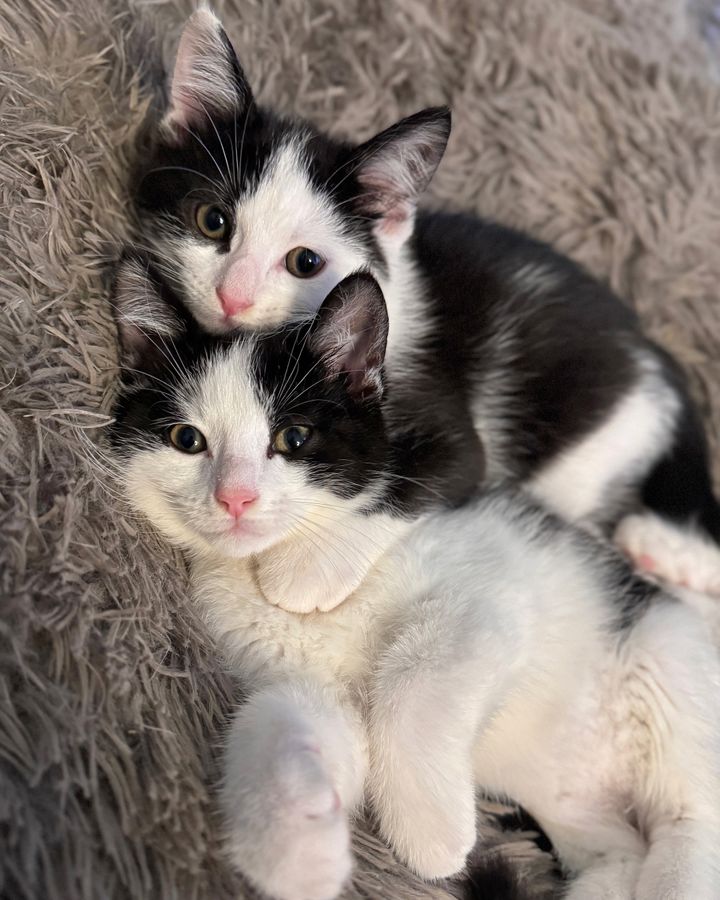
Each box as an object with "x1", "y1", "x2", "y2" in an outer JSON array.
[{"x1": 2, "y1": 0, "x2": 720, "y2": 898}]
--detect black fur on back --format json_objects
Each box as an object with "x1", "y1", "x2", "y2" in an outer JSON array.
[{"x1": 410, "y1": 211, "x2": 641, "y2": 477}]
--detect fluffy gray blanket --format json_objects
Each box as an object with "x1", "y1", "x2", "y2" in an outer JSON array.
[{"x1": 2, "y1": 1, "x2": 719, "y2": 897}]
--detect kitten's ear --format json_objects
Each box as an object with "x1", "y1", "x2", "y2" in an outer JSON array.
[
  {"x1": 353, "y1": 107, "x2": 451, "y2": 242},
  {"x1": 309, "y1": 273, "x2": 389, "y2": 401},
  {"x1": 112, "y1": 253, "x2": 185, "y2": 369},
  {"x1": 162, "y1": 7, "x2": 253, "y2": 135}
]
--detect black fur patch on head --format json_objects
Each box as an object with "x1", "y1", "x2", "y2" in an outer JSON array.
[{"x1": 251, "y1": 321, "x2": 390, "y2": 499}]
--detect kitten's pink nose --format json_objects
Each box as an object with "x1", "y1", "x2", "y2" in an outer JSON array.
[
  {"x1": 215, "y1": 486, "x2": 258, "y2": 518},
  {"x1": 217, "y1": 286, "x2": 253, "y2": 317}
]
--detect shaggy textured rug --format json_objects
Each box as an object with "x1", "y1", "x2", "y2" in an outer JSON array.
[{"x1": 2, "y1": 1, "x2": 720, "y2": 898}]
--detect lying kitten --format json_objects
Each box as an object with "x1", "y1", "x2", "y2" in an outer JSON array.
[
  {"x1": 129, "y1": 8, "x2": 720, "y2": 610},
  {"x1": 111, "y1": 255, "x2": 720, "y2": 900}
]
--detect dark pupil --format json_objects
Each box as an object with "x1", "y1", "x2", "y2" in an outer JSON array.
[
  {"x1": 205, "y1": 208, "x2": 225, "y2": 233},
  {"x1": 179, "y1": 427, "x2": 197, "y2": 450},
  {"x1": 296, "y1": 249, "x2": 319, "y2": 274},
  {"x1": 285, "y1": 427, "x2": 306, "y2": 450}
]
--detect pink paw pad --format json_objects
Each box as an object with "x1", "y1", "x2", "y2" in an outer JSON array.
[{"x1": 635, "y1": 554, "x2": 657, "y2": 573}]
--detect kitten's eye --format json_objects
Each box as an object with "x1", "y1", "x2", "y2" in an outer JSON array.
[
  {"x1": 272, "y1": 424, "x2": 312, "y2": 454},
  {"x1": 167, "y1": 424, "x2": 207, "y2": 454},
  {"x1": 285, "y1": 247, "x2": 325, "y2": 278},
  {"x1": 195, "y1": 204, "x2": 230, "y2": 240}
]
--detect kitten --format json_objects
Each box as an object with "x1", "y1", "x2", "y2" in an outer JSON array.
[
  {"x1": 110, "y1": 254, "x2": 720, "y2": 900},
  {"x1": 128, "y1": 8, "x2": 720, "y2": 612}
]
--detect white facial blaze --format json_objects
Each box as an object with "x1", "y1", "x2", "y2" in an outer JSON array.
[{"x1": 124, "y1": 342, "x2": 318, "y2": 559}]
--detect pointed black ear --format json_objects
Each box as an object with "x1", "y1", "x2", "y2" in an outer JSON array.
[
  {"x1": 162, "y1": 7, "x2": 253, "y2": 134},
  {"x1": 353, "y1": 107, "x2": 451, "y2": 238},
  {"x1": 309, "y1": 273, "x2": 389, "y2": 401},
  {"x1": 112, "y1": 253, "x2": 185, "y2": 369}
]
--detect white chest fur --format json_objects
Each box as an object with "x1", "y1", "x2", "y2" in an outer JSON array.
[{"x1": 193, "y1": 547, "x2": 409, "y2": 692}]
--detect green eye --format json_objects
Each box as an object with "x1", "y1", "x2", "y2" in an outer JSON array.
[
  {"x1": 272, "y1": 424, "x2": 312, "y2": 454},
  {"x1": 195, "y1": 203, "x2": 230, "y2": 240},
  {"x1": 285, "y1": 247, "x2": 325, "y2": 278},
  {"x1": 167, "y1": 423, "x2": 207, "y2": 454}
]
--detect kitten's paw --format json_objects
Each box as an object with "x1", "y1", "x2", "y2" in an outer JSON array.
[
  {"x1": 375, "y1": 780, "x2": 476, "y2": 880},
  {"x1": 614, "y1": 513, "x2": 720, "y2": 597},
  {"x1": 225, "y1": 745, "x2": 352, "y2": 900},
  {"x1": 407, "y1": 821, "x2": 476, "y2": 881},
  {"x1": 257, "y1": 552, "x2": 361, "y2": 614}
]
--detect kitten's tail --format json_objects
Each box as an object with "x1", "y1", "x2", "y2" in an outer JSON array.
[{"x1": 455, "y1": 854, "x2": 545, "y2": 900}]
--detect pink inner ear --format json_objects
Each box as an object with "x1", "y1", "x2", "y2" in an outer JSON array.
[
  {"x1": 357, "y1": 172, "x2": 409, "y2": 216},
  {"x1": 356, "y1": 169, "x2": 414, "y2": 239},
  {"x1": 167, "y1": 30, "x2": 205, "y2": 128},
  {"x1": 376, "y1": 202, "x2": 413, "y2": 236},
  {"x1": 326, "y1": 316, "x2": 384, "y2": 398},
  {"x1": 165, "y1": 11, "x2": 242, "y2": 131}
]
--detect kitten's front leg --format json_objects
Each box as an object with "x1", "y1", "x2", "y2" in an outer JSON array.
[
  {"x1": 367, "y1": 596, "x2": 496, "y2": 881},
  {"x1": 222, "y1": 680, "x2": 367, "y2": 900}
]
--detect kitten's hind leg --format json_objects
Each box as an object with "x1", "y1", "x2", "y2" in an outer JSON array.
[
  {"x1": 540, "y1": 818, "x2": 644, "y2": 900},
  {"x1": 614, "y1": 511, "x2": 720, "y2": 596},
  {"x1": 619, "y1": 396, "x2": 720, "y2": 596},
  {"x1": 635, "y1": 817, "x2": 720, "y2": 900},
  {"x1": 625, "y1": 601, "x2": 720, "y2": 900},
  {"x1": 561, "y1": 855, "x2": 640, "y2": 900}
]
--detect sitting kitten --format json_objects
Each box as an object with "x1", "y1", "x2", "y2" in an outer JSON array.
[
  {"x1": 111, "y1": 255, "x2": 720, "y2": 900},
  {"x1": 128, "y1": 8, "x2": 720, "y2": 611}
]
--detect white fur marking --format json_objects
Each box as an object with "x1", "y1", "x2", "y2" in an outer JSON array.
[{"x1": 529, "y1": 358, "x2": 680, "y2": 523}]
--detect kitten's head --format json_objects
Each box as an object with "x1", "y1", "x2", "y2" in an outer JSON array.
[
  {"x1": 133, "y1": 7, "x2": 450, "y2": 333},
  {"x1": 110, "y1": 252, "x2": 390, "y2": 561}
]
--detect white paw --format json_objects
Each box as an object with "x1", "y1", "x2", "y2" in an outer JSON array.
[
  {"x1": 374, "y1": 775, "x2": 476, "y2": 880},
  {"x1": 614, "y1": 513, "x2": 720, "y2": 597},
  {"x1": 406, "y1": 818, "x2": 476, "y2": 881},
  {"x1": 224, "y1": 743, "x2": 352, "y2": 900},
  {"x1": 256, "y1": 542, "x2": 366, "y2": 614}
]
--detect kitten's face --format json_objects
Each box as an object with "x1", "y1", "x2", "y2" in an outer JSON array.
[
  {"x1": 137, "y1": 118, "x2": 376, "y2": 334},
  {"x1": 111, "y1": 258, "x2": 390, "y2": 562},
  {"x1": 133, "y1": 9, "x2": 450, "y2": 334}
]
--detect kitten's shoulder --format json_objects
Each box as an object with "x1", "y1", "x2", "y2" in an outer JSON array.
[{"x1": 412, "y1": 208, "x2": 632, "y2": 317}]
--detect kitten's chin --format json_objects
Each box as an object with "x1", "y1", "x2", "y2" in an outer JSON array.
[
  {"x1": 188, "y1": 298, "x2": 296, "y2": 335},
  {"x1": 193, "y1": 523, "x2": 286, "y2": 561}
]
